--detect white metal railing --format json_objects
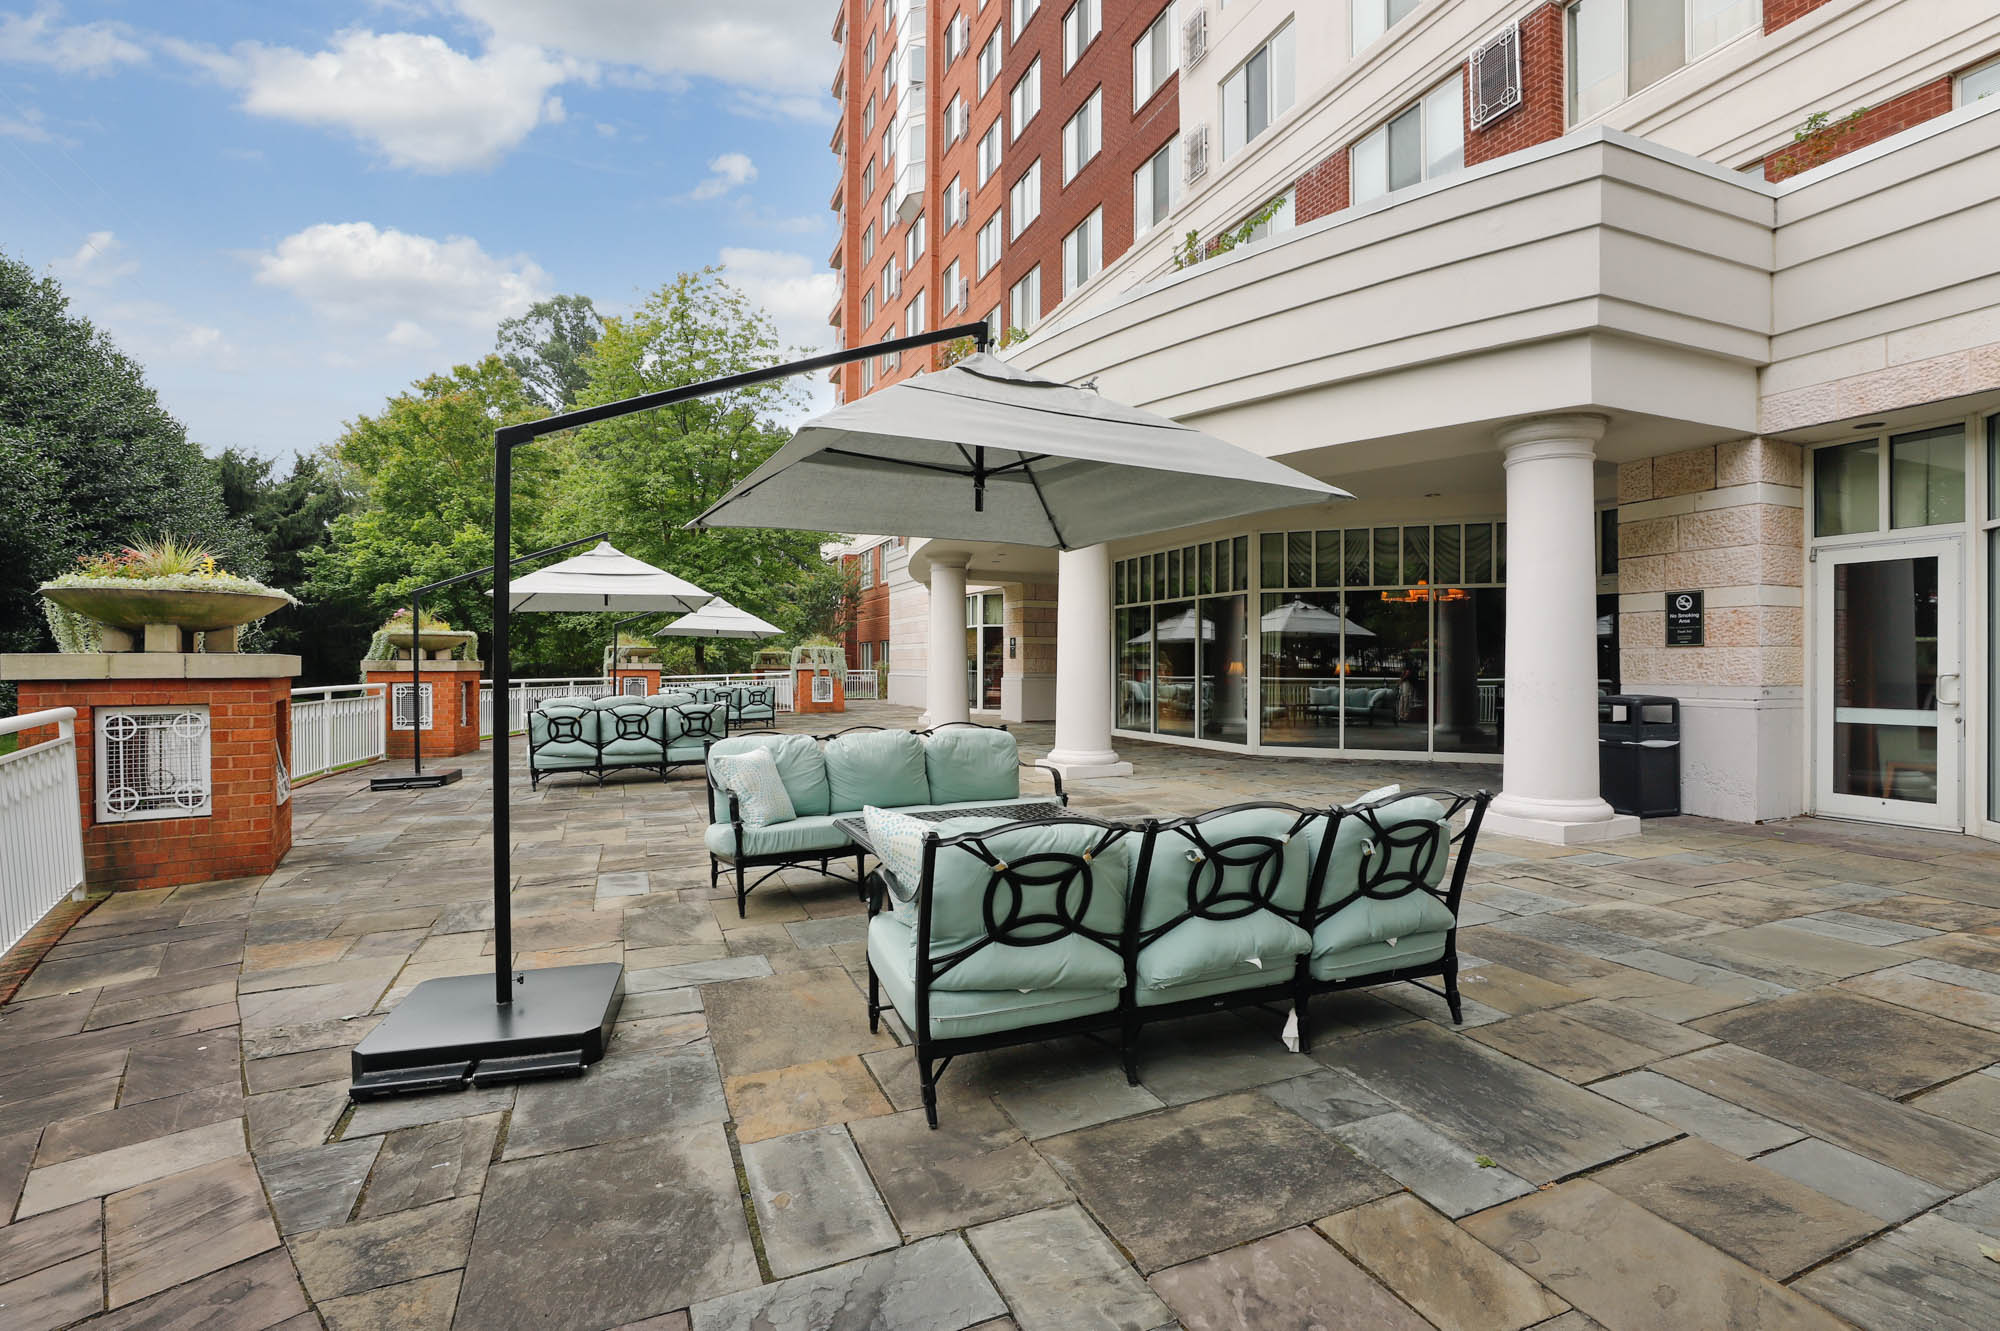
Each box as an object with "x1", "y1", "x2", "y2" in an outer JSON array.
[
  {"x1": 479, "y1": 671, "x2": 801, "y2": 736},
  {"x1": 844, "y1": 670, "x2": 880, "y2": 700},
  {"x1": 0, "y1": 708, "x2": 87, "y2": 954},
  {"x1": 290, "y1": 684, "x2": 387, "y2": 782}
]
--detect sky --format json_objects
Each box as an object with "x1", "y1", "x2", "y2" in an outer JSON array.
[{"x1": 0, "y1": 1, "x2": 843, "y2": 460}]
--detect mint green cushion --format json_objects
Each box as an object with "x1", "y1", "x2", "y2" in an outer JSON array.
[
  {"x1": 1313, "y1": 889, "x2": 1455, "y2": 958},
  {"x1": 704, "y1": 814, "x2": 854, "y2": 861},
  {"x1": 1320, "y1": 797, "x2": 1451, "y2": 905},
  {"x1": 1311, "y1": 932, "x2": 1450, "y2": 981},
  {"x1": 664, "y1": 702, "x2": 726, "y2": 745},
  {"x1": 595, "y1": 699, "x2": 664, "y2": 760},
  {"x1": 1135, "y1": 808, "x2": 1319, "y2": 933},
  {"x1": 528, "y1": 704, "x2": 598, "y2": 768},
  {"x1": 649, "y1": 691, "x2": 697, "y2": 706},
  {"x1": 1135, "y1": 913, "x2": 1308, "y2": 1000},
  {"x1": 825, "y1": 729, "x2": 930, "y2": 812},
  {"x1": 709, "y1": 733, "x2": 830, "y2": 816},
  {"x1": 923, "y1": 727, "x2": 1021, "y2": 804},
  {"x1": 666, "y1": 739, "x2": 709, "y2": 762},
  {"x1": 869, "y1": 913, "x2": 1120, "y2": 1039}
]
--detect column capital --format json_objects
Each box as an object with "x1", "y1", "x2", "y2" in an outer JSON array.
[
  {"x1": 1494, "y1": 413, "x2": 1609, "y2": 463},
  {"x1": 927, "y1": 553, "x2": 972, "y2": 574}
]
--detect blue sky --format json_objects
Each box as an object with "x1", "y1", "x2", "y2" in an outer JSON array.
[{"x1": 0, "y1": 1, "x2": 841, "y2": 459}]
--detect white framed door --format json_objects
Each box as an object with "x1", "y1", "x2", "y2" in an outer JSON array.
[{"x1": 1813, "y1": 538, "x2": 1963, "y2": 828}]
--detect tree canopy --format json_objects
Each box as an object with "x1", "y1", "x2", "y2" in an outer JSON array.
[{"x1": 495, "y1": 294, "x2": 604, "y2": 410}]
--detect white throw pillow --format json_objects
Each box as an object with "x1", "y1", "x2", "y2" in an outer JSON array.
[
  {"x1": 1356, "y1": 784, "x2": 1402, "y2": 806},
  {"x1": 712, "y1": 748, "x2": 796, "y2": 828},
  {"x1": 864, "y1": 804, "x2": 932, "y2": 893}
]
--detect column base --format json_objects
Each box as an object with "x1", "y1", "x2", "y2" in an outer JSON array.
[
  {"x1": 1037, "y1": 752, "x2": 1133, "y2": 780},
  {"x1": 1485, "y1": 795, "x2": 1642, "y2": 846}
]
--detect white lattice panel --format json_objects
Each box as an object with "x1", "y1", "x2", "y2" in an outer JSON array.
[{"x1": 95, "y1": 706, "x2": 211, "y2": 822}]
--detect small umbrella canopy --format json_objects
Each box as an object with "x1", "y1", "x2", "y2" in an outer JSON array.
[
  {"x1": 501, "y1": 541, "x2": 712, "y2": 614},
  {"x1": 690, "y1": 354, "x2": 1350, "y2": 549},
  {"x1": 1136, "y1": 608, "x2": 1215, "y2": 645},
  {"x1": 658, "y1": 596, "x2": 782, "y2": 640},
  {"x1": 1261, "y1": 598, "x2": 1376, "y2": 639}
]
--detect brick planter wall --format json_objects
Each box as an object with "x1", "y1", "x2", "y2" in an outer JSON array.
[{"x1": 363, "y1": 660, "x2": 484, "y2": 760}]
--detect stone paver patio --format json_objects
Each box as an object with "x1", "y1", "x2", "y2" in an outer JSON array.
[{"x1": 4, "y1": 699, "x2": 2000, "y2": 1329}]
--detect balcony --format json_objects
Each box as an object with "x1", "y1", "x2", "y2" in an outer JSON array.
[
  {"x1": 892, "y1": 111, "x2": 926, "y2": 223},
  {"x1": 894, "y1": 0, "x2": 926, "y2": 46}
]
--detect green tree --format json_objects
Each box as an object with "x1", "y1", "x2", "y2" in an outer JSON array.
[
  {"x1": 495, "y1": 294, "x2": 604, "y2": 409},
  {"x1": 532, "y1": 269, "x2": 846, "y2": 672},
  {"x1": 0, "y1": 250, "x2": 259, "y2": 660},
  {"x1": 305, "y1": 357, "x2": 554, "y2": 662}
]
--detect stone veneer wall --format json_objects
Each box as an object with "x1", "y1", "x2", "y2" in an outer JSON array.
[
  {"x1": 1002, "y1": 581, "x2": 1058, "y2": 723},
  {"x1": 1615, "y1": 439, "x2": 1806, "y2": 822}
]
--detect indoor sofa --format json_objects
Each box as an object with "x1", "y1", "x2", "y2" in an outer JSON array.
[
  {"x1": 526, "y1": 694, "x2": 727, "y2": 789},
  {"x1": 1304, "y1": 685, "x2": 1398, "y2": 727},
  {"x1": 862, "y1": 788, "x2": 1489, "y2": 1126},
  {"x1": 703, "y1": 723, "x2": 1064, "y2": 918}
]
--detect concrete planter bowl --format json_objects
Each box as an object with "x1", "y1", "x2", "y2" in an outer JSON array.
[
  {"x1": 382, "y1": 626, "x2": 478, "y2": 656},
  {"x1": 41, "y1": 584, "x2": 290, "y2": 632}
]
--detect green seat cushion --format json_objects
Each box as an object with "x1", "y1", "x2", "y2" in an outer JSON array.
[
  {"x1": 1134, "y1": 913, "x2": 1309, "y2": 998},
  {"x1": 704, "y1": 814, "x2": 855, "y2": 861},
  {"x1": 709, "y1": 733, "x2": 830, "y2": 816},
  {"x1": 1311, "y1": 932, "x2": 1450, "y2": 981},
  {"x1": 665, "y1": 739, "x2": 709, "y2": 762},
  {"x1": 1132, "y1": 806, "x2": 1318, "y2": 999},
  {"x1": 869, "y1": 913, "x2": 1120, "y2": 1040},
  {"x1": 649, "y1": 691, "x2": 697, "y2": 706},
  {"x1": 825, "y1": 730, "x2": 931, "y2": 812},
  {"x1": 923, "y1": 727, "x2": 1021, "y2": 805},
  {"x1": 1312, "y1": 889, "x2": 1456, "y2": 958}
]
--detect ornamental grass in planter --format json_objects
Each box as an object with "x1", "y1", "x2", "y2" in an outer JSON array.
[{"x1": 40, "y1": 537, "x2": 296, "y2": 653}]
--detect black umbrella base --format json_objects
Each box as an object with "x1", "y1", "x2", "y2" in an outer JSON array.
[
  {"x1": 349, "y1": 963, "x2": 625, "y2": 1100},
  {"x1": 369, "y1": 767, "x2": 464, "y2": 791}
]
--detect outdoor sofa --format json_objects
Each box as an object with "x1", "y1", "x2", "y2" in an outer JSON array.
[
  {"x1": 684, "y1": 683, "x2": 781, "y2": 728},
  {"x1": 525, "y1": 693, "x2": 728, "y2": 789},
  {"x1": 862, "y1": 788, "x2": 1490, "y2": 1126},
  {"x1": 703, "y1": 723, "x2": 1064, "y2": 919},
  {"x1": 1304, "y1": 685, "x2": 1398, "y2": 726}
]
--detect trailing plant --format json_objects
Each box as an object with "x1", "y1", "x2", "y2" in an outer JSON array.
[
  {"x1": 362, "y1": 607, "x2": 472, "y2": 662},
  {"x1": 1770, "y1": 106, "x2": 1870, "y2": 180},
  {"x1": 1172, "y1": 195, "x2": 1288, "y2": 270},
  {"x1": 934, "y1": 324, "x2": 1030, "y2": 370},
  {"x1": 42, "y1": 535, "x2": 297, "y2": 602}
]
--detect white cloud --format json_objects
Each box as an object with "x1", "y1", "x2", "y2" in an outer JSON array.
[
  {"x1": 49, "y1": 230, "x2": 138, "y2": 286},
  {"x1": 688, "y1": 152, "x2": 757, "y2": 201},
  {"x1": 454, "y1": 0, "x2": 836, "y2": 105},
  {"x1": 252, "y1": 222, "x2": 550, "y2": 347},
  {"x1": 0, "y1": 104, "x2": 59, "y2": 142},
  {"x1": 718, "y1": 247, "x2": 837, "y2": 357},
  {"x1": 174, "y1": 30, "x2": 577, "y2": 172},
  {"x1": 0, "y1": 4, "x2": 146, "y2": 74}
]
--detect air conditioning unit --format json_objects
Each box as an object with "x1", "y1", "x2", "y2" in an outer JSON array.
[
  {"x1": 958, "y1": 278, "x2": 971, "y2": 311},
  {"x1": 1183, "y1": 7, "x2": 1209, "y2": 70},
  {"x1": 1184, "y1": 123, "x2": 1210, "y2": 185},
  {"x1": 1468, "y1": 23, "x2": 1523, "y2": 129}
]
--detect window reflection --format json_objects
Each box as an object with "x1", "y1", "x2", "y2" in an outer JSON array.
[
  {"x1": 1117, "y1": 607, "x2": 1153, "y2": 732},
  {"x1": 1152, "y1": 598, "x2": 1198, "y2": 738},
  {"x1": 1344, "y1": 591, "x2": 1430, "y2": 752},
  {"x1": 1435, "y1": 588, "x2": 1505, "y2": 755},
  {"x1": 1200, "y1": 595, "x2": 1249, "y2": 743},
  {"x1": 1258, "y1": 592, "x2": 1348, "y2": 749}
]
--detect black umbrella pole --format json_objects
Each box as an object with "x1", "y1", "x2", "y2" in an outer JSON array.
[
  {"x1": 492, "y1": 433, "x2": 513, "y2": 1007},
  {"x1": 409, "y1": 591, "x2": 423, "y2": 777}
]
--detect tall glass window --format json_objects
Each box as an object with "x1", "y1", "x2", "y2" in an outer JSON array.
[{"x1": 1814, "y1": 440, "x2": 1880, "y2": 537}]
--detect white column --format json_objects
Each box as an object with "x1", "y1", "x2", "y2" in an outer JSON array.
[
  {"x1": 1486, "y1": 415, "x2": 1639, "y2": 845},
  {"x1": 1039, "y1": 544, "x2": 1133, "y2": 779},
  {"x1": 922, "y1": 555, "x2": 970, "y2": 728}
]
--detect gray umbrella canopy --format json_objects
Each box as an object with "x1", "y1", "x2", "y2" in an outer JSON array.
[
  {"x1": 658, "y1": 596, "x2": 782, "y2": 640},
  {"x1": 691, "y1": 353, "x2": 1350, "y2": 549},
  {"x1": 502, "y1": 541, "x2": 712, "y2": 614},
  {"x1": 1261, "y1": 597, "x2": 1375, "y2": 639}
]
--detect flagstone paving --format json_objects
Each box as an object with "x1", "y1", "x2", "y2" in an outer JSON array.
[{"x1": 3, "y1": 698, "x2": 2000, "y2": 1328}]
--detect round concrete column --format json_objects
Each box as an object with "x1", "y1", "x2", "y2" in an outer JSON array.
[
  {"x1": 922, "y1": 555, "x2": 970, "y2": 728},
  {"x1": 1039, "y1": 544, "x2": 1132, "y2": 779},
  {"x1": 1488, "y1": 416, "x2": 1637, "y2": 844}
]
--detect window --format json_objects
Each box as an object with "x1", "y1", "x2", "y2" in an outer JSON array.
[
  {"x1": 860, "y1": 222, "x2": 875, "y2": 260},
  {"x1": 859, "y1": 553, "x2": 875, "y2": 589},
  {"x1": 878, "y1": 332, "x2": 900, "y2": 373},
  {"x1": 862, "y1": 93, "x2": 876, "y2": 136},
  {"x1": 883, "y1": 125, "x2": 896, "y2": 167},
  {"x1": 906, "y1": 211, "x2": 925, "y2": 263},
  {"x1": 1812, "y1": 425, "x2": 1967, "y2": 537},
  {"x1": 944, "y1": 10, "x2": 971, "y2": 63},
  {"x1": 1351, "y1": 0, "x2": 1418, "y2": 54},
  {"x1": 882, "y1": 190, "x2": 896, "y2": 234},
  {"x1": 1350, "y1": 79, "x2": 1463, "y2": 204},
  {"x1": 1008, "y1": 158, "x2": 1042, "y2": 238},
  {"x1": 1133, "y1": 6, "x2": 1177, "y2": 109},
  {"x1": 1010, "y1": 266, "x2": 1042, "y2": 330},
  {"x1": 977, "y1": 212, "x2": 1003, "y2": 274},
  {"x1": 986, "y1": 304, "x2": 1005, "y2": 341},
  {"x1": 1063, "y1": 0, "x2": 1100, "y2": 70},
  {"x1": 1062, "y1": 207, "x2": 1102, "y2": 295},
  {"x1": 862, "y1": 157, "x2": 876, "y2": 197},
  {"x1": 1568, "y1": 0, "x2": 1760, "y2": 123},
  {"x1": 907, "y1": 286, "x2": 928, "y2": 336},
  {"x1": 941, "y1": 173, "x2": 964, "y2": 229},
  {"x1": 945, "y1": 93, "x2": 967, "y2": 144},
  {"x1": 978, "y1": 119, "x2": 1003, "y2": 183},
  {"x1": 1133, "y1": 136, "x2": 1180, "y2": 235},
  {"x1": 1959, "y1": 55, "x2": 2000, "y2": 105},
  {"x1": 1010, "y1": 58, "x2": 1042, "y2": 138},
  {"x1": 881, "y1": 254, "x2": 900, "y2": 301},
  {"x1": 1221, "y1": 21, "x2": 1296, "y2": 159},
  {"x1": 862, "y1": 287, "x2": 876, "y2": 323},
  {"x1": 864, "y1": 30, "x2": 878, "y2": 70},
  {"x1": 1062, "y1": 88, "x2": 1102, "y2": 182},
  {"x1": 1012, "y1": 0, "x2": 1039, "y2": 40},
  {"x1": 979, "y1": 30, "x2": 1001, "y2": 92},
  {"x1": 1238, "y1": 191, "x2": 1295, "y2": 245},
  {"x1": 943, "y1": 258, "x2": 963, "y2": 309}
]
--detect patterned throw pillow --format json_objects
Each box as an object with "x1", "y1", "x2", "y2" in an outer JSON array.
[
  {"x1": 711, "y1": 748, "x2": 797, "y2": 828},
  {"x1": 864, "y1": 804, "x2": 932, "y2": 895}
]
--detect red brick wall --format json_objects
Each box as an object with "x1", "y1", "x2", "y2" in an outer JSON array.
[
  {"x1": 839, "y1": 548, "x2": 892, "y2": 666},
  {"x1": 1762, "y1": 76, "x2": 1954, "y2": 180},
  {"x1": 1765, "y1": 0, "x2": 1837, "y2": 34},
  {"x1": 1464, "y1": 3, "x2": 1567, "y2": 167},
  {"x1": 1294, "y1": 150, "x2": 1350, "y2": 225},
  {"x1": 15, "y1": 677, "x2": 295, "y2": 891},
  {"x1": 362, "y1": 666, "x2": 483, "y2": 760}
]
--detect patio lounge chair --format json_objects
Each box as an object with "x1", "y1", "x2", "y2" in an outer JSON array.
[
  {"x1": 728, "y1": 684, "x2": 779, "y2": 728},
  {"x1": 703, "y1": 723, "x2": 1065, "y2": 918},
  {"x1": 863, "y1": 787, "x2": 1489, "y2": 1126}
]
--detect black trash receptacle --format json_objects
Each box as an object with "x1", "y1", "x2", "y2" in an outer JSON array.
[{"x1": 1598, "y1": 695, "x2": 1680, "y2": 818}]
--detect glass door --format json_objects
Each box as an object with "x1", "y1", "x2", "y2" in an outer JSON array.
[{"x1": 1814, "y1": 539, "x2": 1962, "y2": 828}]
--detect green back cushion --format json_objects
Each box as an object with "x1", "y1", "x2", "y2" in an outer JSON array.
[
  {"x1": 923, "y1": 727, "x2": 1021, "y2": 805},
  {"x1": 708, "y1": 733, "x2": 830, "y2": 816},
  {"x1": 1321, "y1": 796, "x2": 1451, "y2": 900},
  {"x1": 1135, "y1": 807, "x2": 1318, "y2": 933},
  {"x1": 528, "y1": 703, "x2": 598, "y2": 760},
  {"x1": 913, "y1": 816, "x2": 1129, "y2": 992},
  {"x1": 825, "y1": 729, "x2": 930, "y2": 812},
  {"x1": 594, "y1": 699, "x2": 663, "y2": 757}
]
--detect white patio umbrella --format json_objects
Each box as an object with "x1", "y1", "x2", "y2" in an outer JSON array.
[
  {"x1": 501, "y1": 541, "x2": 712, "y2": 614},
  {"x1": 657, "y1": 596, "x2": 782, "y2": 671},
  {"x1": 1136, "y1": 607, "x2": 1216, "y2": 645},
  {"x1": 1261, "y1": 598, "x2": 1375, "y2": 639},
  {"x1": 691, "y1": 353, "x2": 1350, "y2": 547}
]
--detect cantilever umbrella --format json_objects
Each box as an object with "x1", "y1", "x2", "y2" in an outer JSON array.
[
  {"x1": 502, "y1": 540, "x2": 713, "y2": 614},
  {"x1": 658, "y1": 595, "x2": 781, "y2": 671},
  {"x1": 691, "y1": 353, "x2": 1351, "y2": 547}
]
